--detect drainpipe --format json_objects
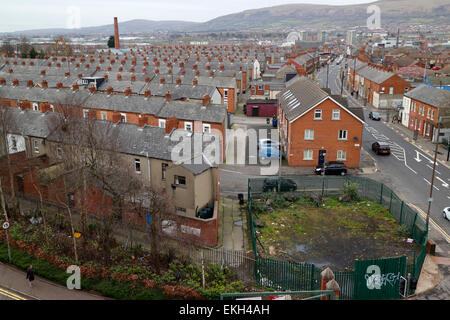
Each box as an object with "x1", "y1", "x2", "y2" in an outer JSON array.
[{"x1": 146, "y1": 152, "x2": 151, "y2": 185}]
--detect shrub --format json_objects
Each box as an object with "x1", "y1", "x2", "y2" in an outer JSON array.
[{"x1": 342, "y1": 182, "x2": 360, "y2": 202}]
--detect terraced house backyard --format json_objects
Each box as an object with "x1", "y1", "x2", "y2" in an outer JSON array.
[{"x1": 251, "y1": 191, "x2": 419, "y2": 272}]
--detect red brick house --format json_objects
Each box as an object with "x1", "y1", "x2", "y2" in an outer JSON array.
[{"x1": 278, "y1": 78, "x2": 365, "y2": 168}]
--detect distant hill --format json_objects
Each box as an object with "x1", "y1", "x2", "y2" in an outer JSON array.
[
  {"x1": 1, "y1": 19, "x2": 201, "y2": 37},
  {"x1": 2, "y1": 0, "x2": 449, "y2": 36},
  {"x1": 195, "y1": 0, "x2": 450, "y2": 31}
]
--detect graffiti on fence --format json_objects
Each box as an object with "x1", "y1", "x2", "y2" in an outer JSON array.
[{"x1": 365, "y1": 265, "x2": 401, "y2": 289}]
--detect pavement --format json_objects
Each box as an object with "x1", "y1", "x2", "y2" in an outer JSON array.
[{"x1": 0, "y1": 261, "x2": 107, "y2": 300}]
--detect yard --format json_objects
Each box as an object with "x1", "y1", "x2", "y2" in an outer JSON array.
[{"x1": 252, "y1": 193, "x2": 419, "y2": 272}]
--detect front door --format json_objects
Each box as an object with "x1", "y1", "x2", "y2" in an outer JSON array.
[
  {"x1": 318, "y1": 150, "x2": 326, "y2": 166},
  {"x1": 252, "y1": 106, "x2": 259, "y2": 117}
]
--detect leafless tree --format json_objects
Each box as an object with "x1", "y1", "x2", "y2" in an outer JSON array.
[
  {"x1": 0, "y1": 107, "x2": 18, "y2": 213},
  {"x1": 0, "y1": 39, "x2": 15, "y2": 57}
]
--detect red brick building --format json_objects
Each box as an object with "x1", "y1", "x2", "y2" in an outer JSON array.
[{"x1": 278, "y1": 78, "x2": 365, "y2": 168}]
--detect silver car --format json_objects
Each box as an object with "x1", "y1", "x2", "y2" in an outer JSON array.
[{"x1": 443, "y1": 207, "x2": 450, "y2": 220}]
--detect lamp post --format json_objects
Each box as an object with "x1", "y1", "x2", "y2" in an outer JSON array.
[{"x1": 426, "y1": 115, "x2": 450, "y2": 229}]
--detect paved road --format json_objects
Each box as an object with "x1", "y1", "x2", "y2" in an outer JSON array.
[
  {"x1": 0, "y1": 286, "x2": 28, "y2": 300},
  {"x1": 316, "y1": 61, "x2": 450, "y2": 240}
]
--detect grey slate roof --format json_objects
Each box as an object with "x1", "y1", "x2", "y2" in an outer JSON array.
[
  {"x1": 157, "y1": 100, "x2": 226, "y2": 123},
  {"x1": 405, "y1": 85, "x2": 450, "y2": 108},
  {"x1": 357, "y1": 65, "x2": 395, "y2": 84}
]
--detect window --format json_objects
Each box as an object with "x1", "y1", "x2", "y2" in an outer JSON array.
[
  {"x1": 381, "y1": 87, "x2": 385, "y2": 93},
  {"x1": 404, "y1": 87, "x2": 409, "y2": 93},
  {"x1": 162, "y1": 163, "x2": 167, "y2": 180},
  {"x1": 426, "y1": 123, "x2": 431, "y2": 136},
  {"x1": 159, "y1": 119, "x2": 166, "y2": 128},
  {"x1": 338, "y1": 130, "x2": 348, "y2": 140},
  {"x1": 224, "y1": 89, "x2": 228, "y2": 98},
  {"x1": 303, "y1": 150, "x2": 313, "y2": 160},
  {"x1": 33, "y1": 140, "x2": 39, "y2": 153},
  {"x1": 83, "y1": 109, "x2": 89, "y2": 119},
  {"x1": 120, "y1": 113, "x2": 127, "y2": 123},
  {"x1": 257, "y1": 85, "x2": 263, "y2": 91},
  {"x1": 314, "y1": 109, "x2": 322, "y2": 120},
  {"x1": 431, "y1": 110, "x2": 434, "y2": 120},
  {"x1": 176, "y1": 207, "x2": 187, "y2": 216},
  {"x1": 427, "y1": 108, "x2": 430, "y2": 119},
  {"x1": 50, "y1": 105, "x2": 54, "y2": 112},
  {"x1": 56, "y1": 147, "x2": 62, "y2": 159},
  {"x1": 184, "y1": 122, "x2": 193, "y2": 131},
  {"x1": 135, "y1": 159, "x2": 141, "y2": 173},
  {"x1": 337, "y1": 150, "x2": 347, "y2": 161},
  {"x1": 174, "y1": 175, "x2": 186, "y2": 186},
  {"x1": 202, "y1": 124, "x2": 211, "y2": 133},
  {"x1": 304, "y1": 129, "x2": 314, "y2": 140},
  {"x1": 33, "y1": 103, "x2": 39, "y2": 111},
  {"x1": 410, "y1": 117, "x2": 414, "y2": 126},
  {"x1": 11, "y1": 136, "x2": 17, "y2": 151},
  {"x1": 332, "y1": 109, "x2": 340, "y2": 120},
  {"x1": 101, "y1": 112, "x2": 107, "y2": 120},
  {"x1": 389, "y1": 87, "x2": 394, "y2": 95}
]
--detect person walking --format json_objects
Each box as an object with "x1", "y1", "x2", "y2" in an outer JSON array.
[{"x1": 26, "y1": 265, "x2": 35, "y2": 288}]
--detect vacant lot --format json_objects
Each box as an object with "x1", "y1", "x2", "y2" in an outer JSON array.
[{"x1": 252, "y1": 195, "x2": 418, "y2": 271}]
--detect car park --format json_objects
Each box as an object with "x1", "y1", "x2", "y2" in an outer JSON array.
[
  {"x1": 315, "y1": 161, "x2": 348, "y2": 176},
  {"x1": 372, "y1": 141, "x2": 391, "y2": 155}
]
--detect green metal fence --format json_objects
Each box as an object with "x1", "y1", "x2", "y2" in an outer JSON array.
[{"x1": 248, "y1": 176, "x2": 428, "y2": 300}]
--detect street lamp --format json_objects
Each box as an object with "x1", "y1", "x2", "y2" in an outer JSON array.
[{"x1": 426, "y1": 115, "x2": 450, "y2": 230}]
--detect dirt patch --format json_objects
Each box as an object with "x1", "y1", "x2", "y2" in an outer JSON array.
[{"x1": 253, "y1": 195, "x2": 418, "y2": 272}]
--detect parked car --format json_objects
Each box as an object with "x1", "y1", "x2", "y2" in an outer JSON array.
[
  {"x1": 369, "y1": 112, "x2": 381, "y2": 121},
  {"x1": 259, "y1": 146, "x2": 281, "y2": 160},
  {"x1": 257, "y1": 138, "x2": 280, "y2": 150},
  {"x1": 263, "y1": 178, "x2": 297, "y2": 192},
  {"x1": 443, "y1": 207, "x2": 450, "y2": 220},
  {"x1": 315, "y1": 161, "x2": 348, "y2": 176},
  {"x1": 372, "y1": 141, "x2": 391, "y2": 155}
]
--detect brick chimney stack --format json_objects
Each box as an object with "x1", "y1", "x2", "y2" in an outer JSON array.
[
  {"x1": 144, "y1": 89, "x2": 151, "y2": 99},
  {"x1": 165, "y1": 91, "x2": 171, "y2": 101},
  {"x1": 202, "y1": 94, "x2": 210, "y2": 107},
  {"x1": 138, "y1": 115, "x2": 148, "y2": 127},
  {"x1": 107, "y1": 86, "x2": 114, "y2": 95},
  {"x1": 41, "y1": 80, "x2": 48, "y2": 88},
  {"x1": 114, "y1": 17, "x2": 120, "y2": 49}
]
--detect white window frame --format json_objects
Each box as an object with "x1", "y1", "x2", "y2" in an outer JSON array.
[
  {"x1": 135, "y1": 158, "x2": 141, "y2": 173},
  {"x1": 332, "y1": 109, "x2": 340, "y2": 120},
  {"x1": 101, "y1": 112, "x2": 107, "y2": 120},
  {"x1": 162, "y1": 163, "x2": 167, "y2": 180},
  {"x1": 184, "y1": 122, "x2": 193, "y2": 131},
  {"x1": 389, "y1": 87, "x2": 394, "y2": 95},
  {"x1": 83, "y1": 109, "x2": 89, "y2": 119},
  {"x1": 33, "y1": 140, "x2": 39, "y2": 153},
  {"x1": 427, "y1": 108, "x2": 430, "y2": 119},
  {"x1": 33, "y1": 103, "x2": 39, "y2": 111},
  {"x1": 202, "y1": 123, "x2": 211, "y2": 133},
  {"x1": 338, "y1": 130, "x2": 348, "y2": 140},
  {"x1": 431, "y1": 110, "x2": 434, "y2": 120},
  {"x1": 304, "y1": 129, "x2": 314, "y2": 140},
  {"x1": 303, "y1": 150, "x2": 313, "y2": 160},
  {"x1": 337, "y1": 150, "x2": 347, "y2": 161},
  {"x1": 56, "y1": 147, "x2": 62, "y2": 159},
  {"x1": 223, "y1": 89, "x2": 228, "y2": 98},
  {"x1": 120, "y1": 113, "x2": 127, "y2": 123},
  {"x1": 159, "y1": 119, "x2": 166, "y2": 128},
  {"x1": 314, "y1": 109, "x2": 322, "y2": 120},
  {"x1": 50, "y1": 105, "x2": 54, "y2": 112}
]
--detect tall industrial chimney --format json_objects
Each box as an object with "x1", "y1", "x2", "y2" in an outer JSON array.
[{"x1": 114, "y1": 17, "x2": 120, "y2": 49}]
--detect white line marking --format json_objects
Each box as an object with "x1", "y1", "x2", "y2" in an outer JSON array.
[{"x1": 423, "y1": 178, "x2": 440, "y2": 191}]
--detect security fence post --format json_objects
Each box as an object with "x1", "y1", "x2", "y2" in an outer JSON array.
[
  {"x1": 399, "y1": 201, "x2": 404, "y2": 225},
  {"x1": 379, "y1": 184, "x2": 384, "y2": 204}
]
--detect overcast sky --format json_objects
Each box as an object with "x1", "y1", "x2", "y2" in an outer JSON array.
[{"x1": 0, "y1": 0, "x2": 376, "y2": 32}]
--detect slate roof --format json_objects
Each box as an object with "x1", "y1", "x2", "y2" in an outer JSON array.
[
  {"x1": 357, "y1": 66, "x2": 395, "y2": 84},
  {"x1": 405, "y1": 84, "x2": 450, "y2": 108}
]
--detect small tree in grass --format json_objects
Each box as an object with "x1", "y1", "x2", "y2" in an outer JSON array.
[{"x1": 342, "y1": 182, "x2": 359, "y2": 202}]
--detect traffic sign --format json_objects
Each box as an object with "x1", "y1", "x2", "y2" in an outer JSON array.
[{"x1": 2, "y1": 221, "x2": 10, "y2": 230}]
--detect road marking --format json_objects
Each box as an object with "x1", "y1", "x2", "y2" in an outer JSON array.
[
  {"x1": 423, "y1": 178, "x2": 440, "y2": 191},
  {"x1": 426, "y1": 164, "x2": 441, "y2": 175},
  {"x1": 0, "y1": 288, "x2": 27, "y2": 300},
  {"x1": 436, "y1": 176, "x2": 449, "y2": 188}
]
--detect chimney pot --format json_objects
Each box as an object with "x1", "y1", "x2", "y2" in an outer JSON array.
[
  {"x1": 107, "y1": 86, "x2": 113, "y2": 95},
  {"x1": 12, "y1": 79, "x2": 19, "y2": 86},
  {"x1": 27, "y1": 80, "x2": 34, "y2": 88},
  {"x1": 41, "y1": 80, "x2": 48, "y2": 88},
  {"x1": 144, "y1": 89, "x2": 151, "y2": 98},
  {"x1": 56, "y1": 82, "x2": 63, "y2": 89},
  {"x1": 125, "y1": 87, "x2": 132, "y2": 96},
  {"x1": 160, "y1": 77, "x2": 165, "y2": 84},
  {"x1": 165, "y1": 91, "x2": 171, "y2": 101},
  {"x1": 89, "y1": 84, "x2": 96, "y2": 94},
  {"x1": 72, "y1": 83, "x2": 79, "y2": 91}
]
